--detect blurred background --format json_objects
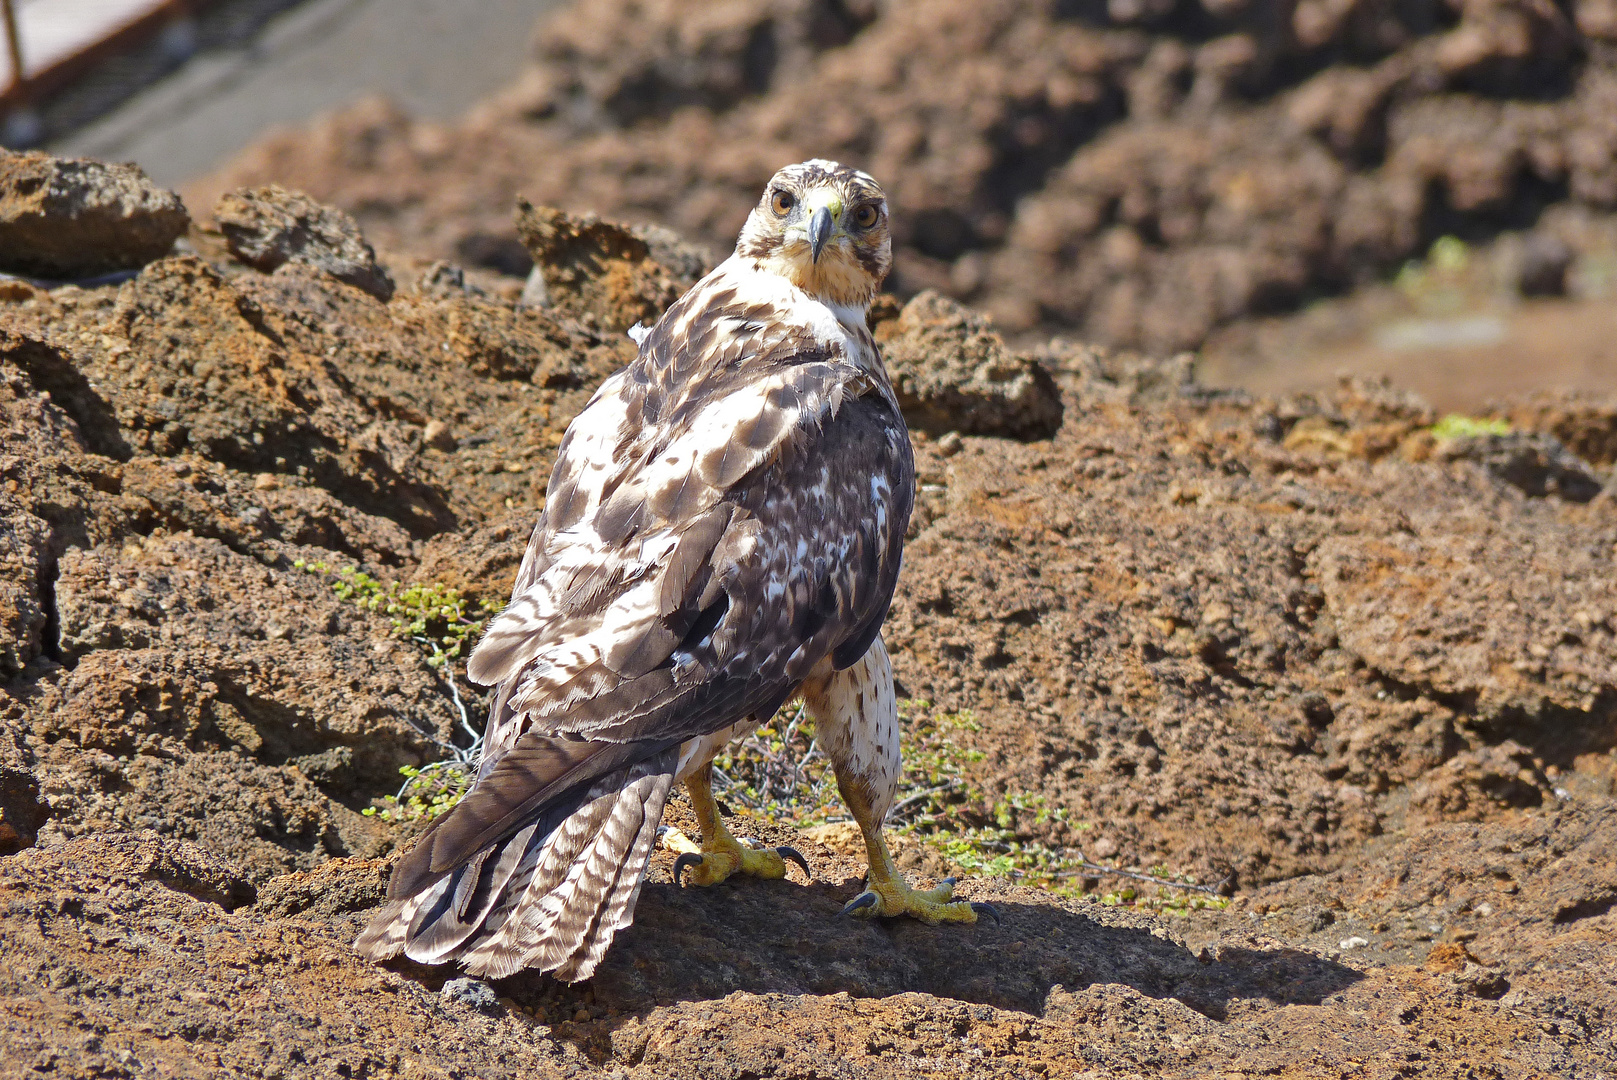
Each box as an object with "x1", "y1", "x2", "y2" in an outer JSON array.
[{"x1": 6, "y1": 0, "x2": 1617, "y2": 410}]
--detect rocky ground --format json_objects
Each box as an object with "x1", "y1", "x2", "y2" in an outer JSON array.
[
  {"x1": 191, "y1": 0, "x2": 1617, "y2": 358},
  {"x1": 2, "y1": 147, "x2": 1616, "y2": 1077}
]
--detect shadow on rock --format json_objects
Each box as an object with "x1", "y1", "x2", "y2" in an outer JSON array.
[{"x1": 482, "y1": 872, "x2": 1362, "y2": 1025}]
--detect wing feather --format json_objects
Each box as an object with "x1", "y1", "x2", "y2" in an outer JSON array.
[
  {"x1": 389, "y1": 733, "x2": 678, "y2": 898},
  {"x1": 365, "y1": 255, "x2": 914, "y2": 979}
]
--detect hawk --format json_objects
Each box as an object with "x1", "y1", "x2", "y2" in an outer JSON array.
[{"x1": 356, "y1": 160, "x2": 992, "y2": 983}]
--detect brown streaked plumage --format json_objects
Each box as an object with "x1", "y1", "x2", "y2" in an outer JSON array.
[{"x1": 356, "y1": 160, "x2": 987, "y2": 985}]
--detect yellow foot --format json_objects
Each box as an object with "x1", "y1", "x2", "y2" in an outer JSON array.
[
  {"x1": 841, "y1": 875, "x2": 1000, "y2": 925},
  {"x1": 660, "y1": 827, "x2": 811, "y2": 887}
]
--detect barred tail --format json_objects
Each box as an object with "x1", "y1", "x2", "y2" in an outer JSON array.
[{"x1": 355, "y1": 749, "x2": 675, "y2": 983}]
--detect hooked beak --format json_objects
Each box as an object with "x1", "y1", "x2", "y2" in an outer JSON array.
[{"x1": 809, "y1": 205, "x2": 834, "y2": 264}]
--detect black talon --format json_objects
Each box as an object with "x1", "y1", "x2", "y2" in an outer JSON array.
[
  {"x1": 841, "y1": 891, "x2": 879, "y2": 917},
  {"x1": 941, "y1": 876, "x2": 958, "y2": 887},
  {"x1": 970, "y1": 902, "x2": 1002, "y2": 924},
  {"x1": 673, "y1": 852, "x2": 704, "y2": 887},
  {"x1": 777, "y1": 846, "x2": 811, "y2": 880}
]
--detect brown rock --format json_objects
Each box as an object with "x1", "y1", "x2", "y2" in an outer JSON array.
[
  {"x1": 0, "y1": 151, "x2": 188, "y2": 278},
  {"x1": 1409, "y1": 742, "x2": 1551, "y2": 823},
  {"x1": 0, "y1": 720, "x2": 45, "y2": 856},
  {"x1": 5, "y1": 128, "x2": 1617, "y2": 1074},
  {"x1": 0, "y1": 491, "x2": 50, "y2": 678},
  {"x1": 1578, "y1": 0, "x2": 1617, "y2": 39},
  {"x1": 411, "y1": 509, "x2": 534, "y2": 604},
  {"x1": 213, "y1": 185, "x2": 395, "y2": 300},
  {"x1": 2, "y1": 811, "x2": 1612, "y2": 1077},
  {"x1": 0, "y1": 238, "x2": 625, "y2": 882},
  {"x1": 1313, "y1": 526, "x2": 1617, "y2": 720},
  {"x1": 1435, "y1": 431, "x2": 1604, "y2": 502},
  {"x1": 1502, "y1": 389, "x2": 1617, "y2": 466},
  {"x1": 530, "y1": 0, "x2": 879, "y2": 125},
  {"x1": 876, "y1": 290, "x2": 1062, "y2": 439},
  {"x1": 1435, "y1": 0, "x2": 1576, "y2": 90},
  {"x1": 514, "y1": 198, "x2": 712, "y2": 332},
  {"x1": 185, "y1": 0, "x2": 1617, "y2": 362}
]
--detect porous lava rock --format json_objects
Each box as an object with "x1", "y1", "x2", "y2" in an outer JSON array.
[
  {"x1": 514, "y1": 198, "x2": 713, "y2": 331},
  {"x1": 1436, "y1": 430, "x2": 1606, "y2": 502},
  {"x1": 191, "y1": 0, "x2": 1617, "y2": 353},
  {"x1": 213, "y1": 184, "x2": 395, "y2": 300},
  {"x1": 875, "y1": 290, "x2": 1061, "y2": 439},
  {"x1": 1499, "y1": 389, "x2": 1617, "y2": 467},
  {"x1": 2, "y1": 161, "x2": 1616, "y2": 1078},
  {"x1": 0, "y1": 151, "x2": 188, "y2": 279}
]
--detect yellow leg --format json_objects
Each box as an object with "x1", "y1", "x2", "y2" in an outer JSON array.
[
  {"x1": 662, "y1": 762, "x2": 810, "y2": 887},
  {"x1": 838, "y1": 778, "x2": 997, "y2": 925},
  {"x1": 799, "y1": 638, "x2": 998, "y2": 927}
]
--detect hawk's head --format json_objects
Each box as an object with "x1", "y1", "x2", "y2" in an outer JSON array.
[{"x1": 735, "y1": 160, "x2": 891, "y2": 311}]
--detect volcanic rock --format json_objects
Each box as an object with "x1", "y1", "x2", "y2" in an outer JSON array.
[
  {"x1": 213, "y1": 185, "x2": 395, "y2": 300},
  {"x1": 191, "y1": 0, "x2": 1617, "y2": 359},
  {"x1": 1437, "y1": 429, "x2": 1606, "y2": 502},
  {"x1": 2, "y1": 152, "x2": 1615, "y2": 1078},
  {"x1": 0, "y1": 151, "x2": 188, "y2": 279},
  {"x1": 514, "y1": 198, "x2": 713, "y2": 332},
  {"x1": 875, "y1": 290, "x2": 1061, "y2": 439}
]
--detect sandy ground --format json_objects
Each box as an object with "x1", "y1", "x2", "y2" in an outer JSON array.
[{"x1": 1202, "y1": 294, "x2": 1617, "y2": 414}]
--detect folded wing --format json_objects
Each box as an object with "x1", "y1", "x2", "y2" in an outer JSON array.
[{"x1": 357, "y1": 270, "x2": 913, "y2": 980}]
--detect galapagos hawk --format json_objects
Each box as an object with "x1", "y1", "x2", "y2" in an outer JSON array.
[{"x1": 356, "y1": 160, "x2": 992, "y2": 982}]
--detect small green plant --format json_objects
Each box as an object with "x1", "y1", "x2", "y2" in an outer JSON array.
[
  {"x1": 1394, "y1": 234, "x2": 1476, "y2": 315},
  {"x1": 294, "y1": 561, "x2": 500, "y2": 666},
  {"x1": 365, "y1": 763, "x2": 475, "y2": 821},
  {"x1": 1429, "y1": 235, "x2": 1470, "y2": 273},
  {"x1": 295, "y1": 559, "x2": 499, "y2": 821},
  {"x1": 714, "y1": 696, "x2": 1227, "y2": 910},
  {"x1": 1429, "y1": 414, "x2": 1511, "y2": 442},
  {"x1": 709, "y1": 700, "x2": 843, "y2": 826}
]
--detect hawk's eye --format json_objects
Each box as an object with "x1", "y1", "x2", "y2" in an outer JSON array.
[
  {"x1": 854, "y1": 204, "x2": 879, "y2": 229},
  {"x1": 771, "y1": 190, "x2": 795, "y2": 216}
]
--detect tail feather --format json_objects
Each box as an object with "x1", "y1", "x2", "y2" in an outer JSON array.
[
  {"x1": 399, "y1": 822, "x2": 539, "y2": 966},
  {"x1": 519, "y1": 771, "x2": 669, "y2": 979},
  {"x1": 458, "y1": 770, "x2": 633, "y2": 978},
  {"x1": 353, "y1": 890, "x2": 431, "y2": 962},
  {"x1": 449, "y1": 822, "x2": 554, "y2": 965},
  {"x1": 553, "y1": 774, "x2": 669, "y2": 981},
  {"x1": 388, "y1": 734, "x2": 655, "y2": 899},
  {"x1": 357, "y1": 747, "x2": 677, "y2": 983}
]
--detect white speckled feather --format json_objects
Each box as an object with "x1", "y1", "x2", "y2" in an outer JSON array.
[{"x1": 358, "y1": 160, "x2": 913, "y2": 983}]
